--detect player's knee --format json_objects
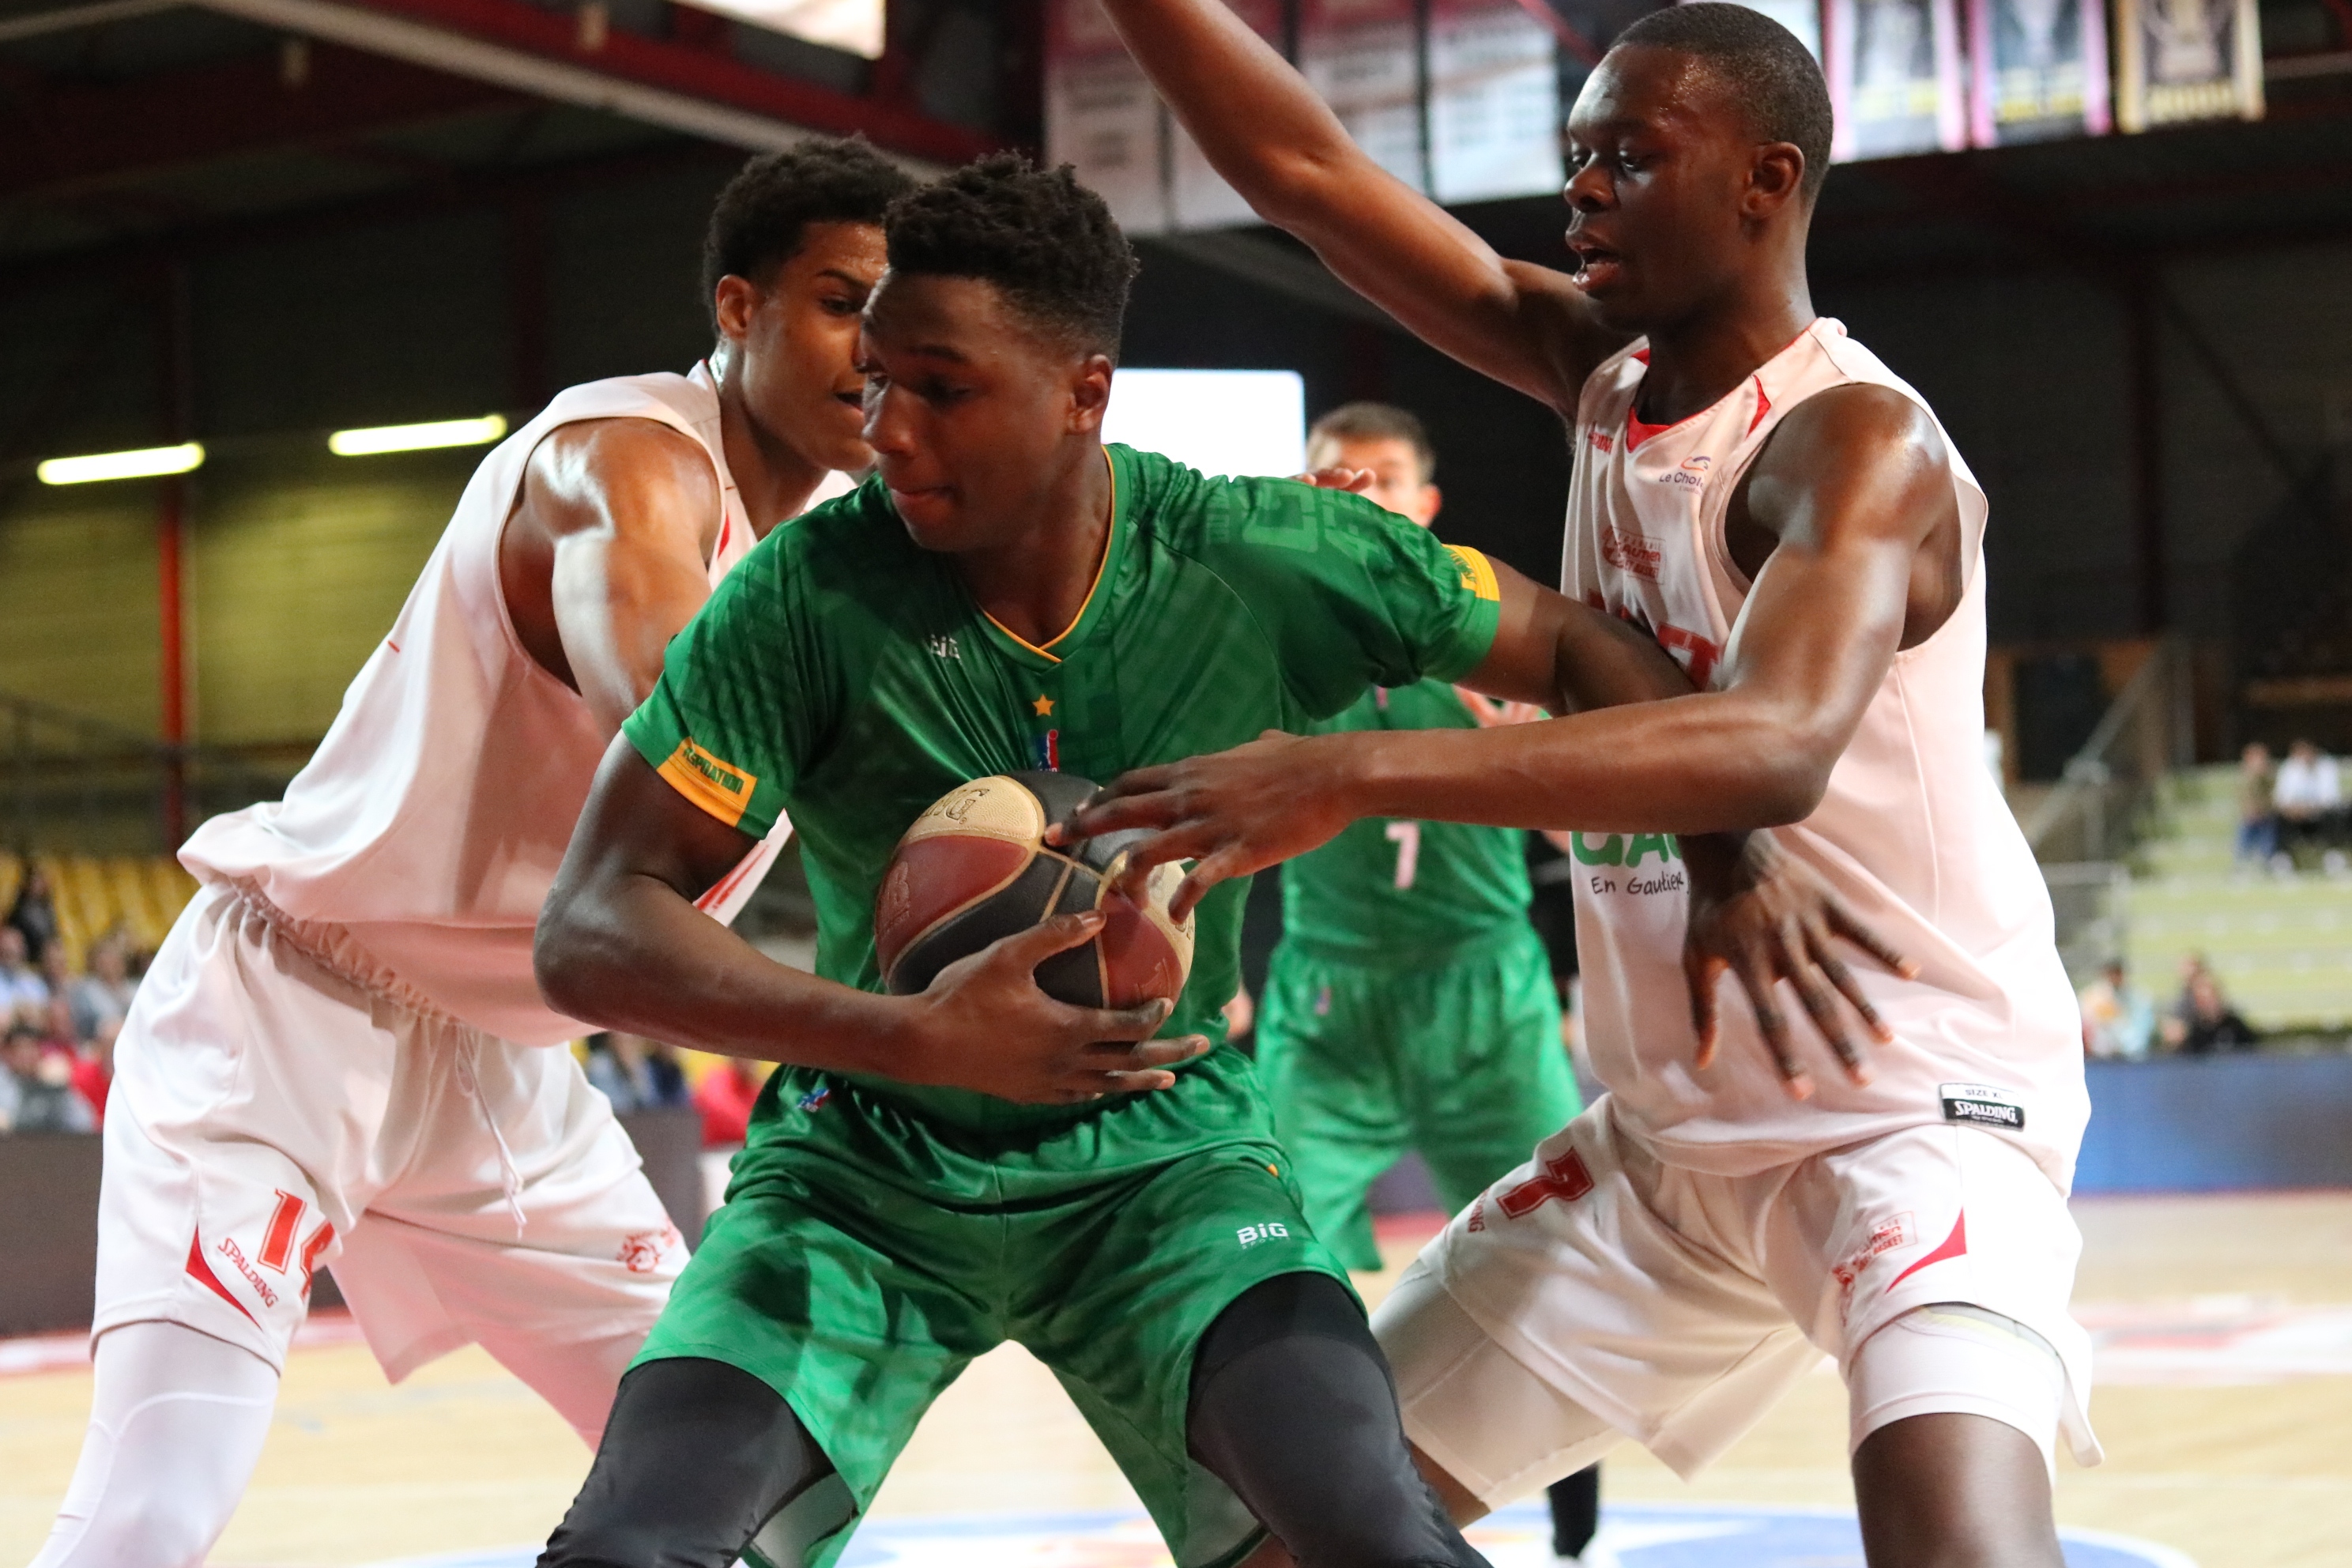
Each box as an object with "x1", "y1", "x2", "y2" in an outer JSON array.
[{"x1": 78, "y1": 1498, "x2": 225, "y2": 1568}]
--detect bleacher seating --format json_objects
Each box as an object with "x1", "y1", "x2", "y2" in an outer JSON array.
[
  {"x1": 0, "y1": 850, "x2": 200, "y2": 971},
  {"x1": 2121, "y1": 765, "x2": 2352, "y2": 1031}
]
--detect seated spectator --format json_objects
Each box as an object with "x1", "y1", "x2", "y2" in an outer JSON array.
[
  {"x1": 2236, "y1": 742, "x2": 2279, "y2": 865},
  {"x1": 584, "y1": 1033, "x2": 690, "y2": 1114},
  {"x1": 38, "y1": 943, "x2": 73, "y2": 1032},
  {"x1": 2162, "y1": 965, "x2": 2259, "y2": 1054},
  {"x1": 7, "y1": 864, "x2": 58, "y2": 967},
  {"x1": 68, "y1": 935, "x2": 138, "y2": 1044},
  {"x1": 693, "y1": 1057, "x2": 769, "y2": 1148},
  {"x1": 0, "y1": 925, "x2": 47, "y2": 1026},
  {"x1": 2080, "y1": 959, "x2": 2157, "y2": 1059},
  {"x1": 2, "y1": 1020, "x2": 95, "y2": 1133},
  {"x1": 2275, "y1": 739, "x2": 2344, "y2": 855}
]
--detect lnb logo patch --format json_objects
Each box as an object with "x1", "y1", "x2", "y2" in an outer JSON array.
[
  {"x1": 1236, "y1": 1223, "x2": 1290, "y2": 1248},
  {"x1": 1939, "y1": 1082, "x2": 2026, "y2": 1131}
]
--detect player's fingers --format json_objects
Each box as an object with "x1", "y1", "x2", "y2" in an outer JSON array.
[
  {"x1": 1778, "y1": 917, "x2": 1861, "y2": 1084},
  {"x1": 1811, "y1": 927, "x2": 1892, "y2": 1053},
  {"x1": 1294, "y1": 466, "x2": 1374, "y2": 492},
  {"x1": 1734, "y1": 952, "x2": 1810, "y2": 1100},
  {"x1": 1084, "y1": 1069, "x2": 1181, "y2": 1095},
  {"x1": 1054, "y1": 789, "x2": 1185, "y2": 846},
  {"x1": 1683, "y1": 946, "x2": 1721, "y2": 1065},
  {"x1": 990, "y1": 909, "x2": 1108, "y2": 969},
  {"x1": 1081, "y1": 1030, "x2": 1207, "y2": 1067},
  {"x1": 1826, "y1": 897, "x2": 1920, "y2": 979},
  {"x1": 1168, "y1": 847, "x2": 1250, "y2": 923}
]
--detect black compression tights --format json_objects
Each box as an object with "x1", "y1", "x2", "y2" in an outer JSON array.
[
  {"x1": 1186, "y1": 1272, "x2": 1491, "y2": 1568},
  {"x1": 538, "y1": 1274, "x2": 1487, "y2": 1568}
]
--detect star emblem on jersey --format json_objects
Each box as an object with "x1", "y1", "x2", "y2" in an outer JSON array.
[{"x1": 1032, "y1": 695, "x2": 1055, "y2": 716}]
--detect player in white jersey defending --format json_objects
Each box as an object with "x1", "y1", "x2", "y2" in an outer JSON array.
[
  {"x1": 1074, "y1": 6, "x2": 2097, "y2": 1565},
  {"x1": 26, "y1": 140, "x2": 940, "y2": 1568}
]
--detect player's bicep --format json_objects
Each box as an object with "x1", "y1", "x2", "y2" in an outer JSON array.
[
  {"x1": 563, "y1": 736, "x2": 760, "y2": 910},
  {"x1": 534, "y1": 420, "x2": 726, "y2": 729},
  {"x1": 1721, "y1": 388, "x2": 1958, "y2": 731},
  {"x1": 1273, "y1": 159, "x2": 1619, "y2": 412}
]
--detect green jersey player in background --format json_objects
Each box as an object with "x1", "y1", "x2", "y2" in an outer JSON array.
[
  {"x1": 1254, "y1": 402, "x2": 1600, "y2": 1566},
  {"x1": 528, "y1": 155, "x2": 1879, "y2": 1568}
]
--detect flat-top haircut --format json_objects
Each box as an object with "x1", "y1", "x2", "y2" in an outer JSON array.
[
  {"x1": 1611, "y1": 2, "x2": 1834, "y2": 198},
  {"x1": 702, "y1": 136, "x2": 918, "y2": 332},
  {"x1": 884, "y1": 153, "x2": 1140, "y2": 360},
  {"x1": 1309, "y1": 402, "x2": 1437, "y2": 483}
]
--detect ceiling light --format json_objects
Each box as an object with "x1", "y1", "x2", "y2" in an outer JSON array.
[
  {"x1": 329, "y1": 414, "x2": 508, "y2": 457},
  {"x1": 36, "y1": 443, "x2": 205, "y2": 484}
]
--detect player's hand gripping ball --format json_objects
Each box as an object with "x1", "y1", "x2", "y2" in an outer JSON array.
[{"x1": 875, "y1": 771, "x2": 1197, "y2": 1008}]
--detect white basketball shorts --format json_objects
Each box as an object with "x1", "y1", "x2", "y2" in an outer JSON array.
[
  {"x1": 1376, "y1": 1095, "x2": 2101, "y2": 1502},
  {"x1": 94, "y1": 884, "x2": 684, "y2": 1399}
]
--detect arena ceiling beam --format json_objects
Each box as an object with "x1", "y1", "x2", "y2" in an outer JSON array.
[
  {"x1": 0, "y1": 41, "x2": 522, "y2": 207},
  {"x1": 190, "y1": 0, "x2": 993, "y2": 166}
]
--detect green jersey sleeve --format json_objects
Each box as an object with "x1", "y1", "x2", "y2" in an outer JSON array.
[
  {"x1": 620, "y1": 525, "x2": 826, "y2": 842},
  {"x1": 1165, "y1": 464, "x2": 1501, "y2": 723}
]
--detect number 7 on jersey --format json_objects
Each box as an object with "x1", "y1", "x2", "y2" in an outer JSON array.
[{"x1": 1385, "y1": 820, "x2": 1421, "y2": 891}]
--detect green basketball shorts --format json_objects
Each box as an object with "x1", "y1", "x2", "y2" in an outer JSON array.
[
  {"x1": 1254, "y1": 923, "x2": 1581, "y2": 1271},
  {"x1": 632, "y1": 1046, "x2": 1350, "y2": 1568}
]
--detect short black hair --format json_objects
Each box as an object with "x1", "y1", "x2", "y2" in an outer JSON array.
[
  {"x1": 1611, "y1": 2, "x2": 1834, "y2": 198},
  {"x1": 1309, "y1": 402, "x2": 1437, "y2": 482},
  {"x1": 701, "y1": 136, "x2": 917, "y2": 334},
  {"x1": 883, "y1": 153, "x2": 1140, "y2": 359}
]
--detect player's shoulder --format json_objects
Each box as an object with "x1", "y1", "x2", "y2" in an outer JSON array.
[
  {"x1": 1115, "y1": 443, "x2": 1432, "y2": 567},
  {"x1": 535, "y1": 368, "x2": 713, "y2": 434},
  {"x1": 710, "y1": 475, "x2": 907, "y2": 619},
  {"x1": 1573, "y1": 340, "x2": 1653, "y2": 428}
]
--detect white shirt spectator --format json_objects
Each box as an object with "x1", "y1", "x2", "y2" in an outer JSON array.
[{"x1": 2275, "y1": 750, "x2": 2342, "y2": 815}]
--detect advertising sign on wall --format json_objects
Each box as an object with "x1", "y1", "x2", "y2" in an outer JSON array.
[
  {"x1": 1044, "y1": 0, "x2": 1169, "y2": 234},
  {"x1": 1428, "y1": 0, "x2": 1563, "y2": 205},
  {"x1": 1966, "y1": 0, "x2": 2111, "y2": 143},
  {"x1": 2116, "y1": 0, "x2": 2264, "y2": 131},
  {"x1": 1826, "y1": 0, "x2": 1968, "y2": 159},
  {"x1": 1299, "y1": 0, "x2": 1427, "y2": 191}
]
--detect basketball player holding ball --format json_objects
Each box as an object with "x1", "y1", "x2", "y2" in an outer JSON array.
[
  {"x1": 31, "y1": 140, "x2": 916, "y2": 1568},
  {"x1": 530, "y1": 156, "x2": 1890, "y2": 1568},
  {"x1": 1080, "y1": 4, "x2": 2101, "y2": 1565}
]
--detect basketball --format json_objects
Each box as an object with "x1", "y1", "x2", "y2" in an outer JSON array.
[{"x1": 874, "y1": 770, "x2": 1196, "y2": 1008}]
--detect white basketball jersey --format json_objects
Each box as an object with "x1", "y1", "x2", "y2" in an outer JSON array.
[
  {"x1": 1561, "y1": 320, "x2": 2086, "y2": 1185},
  {"x1": 182, "y1": 363, "x2": 806, "y2": 1047}
]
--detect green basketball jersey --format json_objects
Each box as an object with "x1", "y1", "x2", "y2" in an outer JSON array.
[
  {"x1": 622, "y1": 443, "x2": 1502, "y2": 1132},
  {"x1": 1277, "y1": 679, "x2": 1534, "y2": 964}
]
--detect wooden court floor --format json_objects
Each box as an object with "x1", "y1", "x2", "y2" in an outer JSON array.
[{"x1": 2, "y1": 1193, "x2": 2348, "y2": 1567}]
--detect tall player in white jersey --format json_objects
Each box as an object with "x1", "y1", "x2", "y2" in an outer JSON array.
[
  {"x1": 28, "y1": 140, "x2": 927, "y2": 1568},
  {"x1": 1076, "y1": 5, "x2": 2096, "y2": 1564}
]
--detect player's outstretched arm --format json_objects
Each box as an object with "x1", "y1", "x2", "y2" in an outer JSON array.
[
  {"x1": 501, "y1": 417, "x2": 733, "y2": 737},
  {"x1": 1096, "y1": 0, "x2": 1621, "y2": 413},
  {"x1": 1077, "y1": 388, "x2": 1955, "y2": 861},
  {"x1": 536, "y1": 738, "x2": 1206, "y2": 1104}
]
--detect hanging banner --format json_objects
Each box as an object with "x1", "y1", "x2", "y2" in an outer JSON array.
[
  {"x1": 1700, "y1": 0, "x2": 1823, "y2": 62},
  {"x1": 1169, "y1": 0, "x2": 1287, "y2": 228},
  {"x1": 1826, "y1": 0, "x2": 1968, "y2": 159},
  {"x1": 1428, "y1": 0, "x2": 1563, "y2": 204},
  {"x1": 1300, "y1": 0, "x2": 1427, "y2": 191},
  {"x1": 2116, "y1": 0, "x2": 2263, "y2": 131},
  {"x1": 1045, "y1": 0, "x2": 1169, "y2": 235},
  {"x1": 1967, "y1": 0, "x2": 2110, "y2": 143}
]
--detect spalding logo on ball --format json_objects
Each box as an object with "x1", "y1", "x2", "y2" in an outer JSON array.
[{"x1": 875, "y1": 770, "x2": 1196, "y2": 1008}]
